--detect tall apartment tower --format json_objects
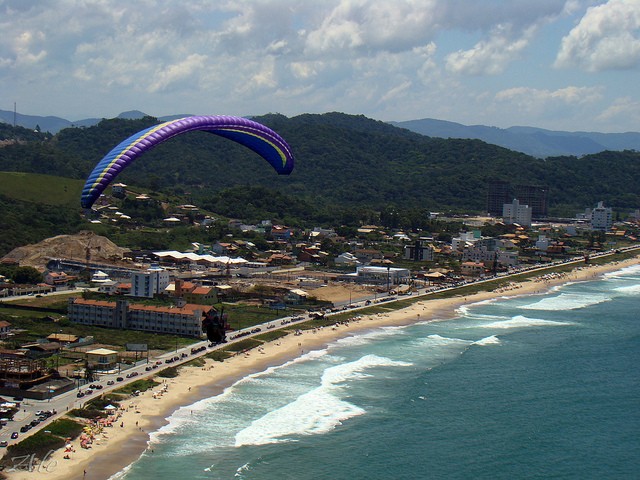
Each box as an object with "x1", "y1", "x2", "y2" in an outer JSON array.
[
  {"x1": 487, "y1": 180, "x2": 548, "y2": 218},
  {"x1": 130, "y1": 266, "x2": 170, "y2": 298},
  {"x1": 591, "y1": 201, "x2": 612, "y2": 231}
]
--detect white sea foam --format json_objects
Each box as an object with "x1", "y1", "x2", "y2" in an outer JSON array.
[
  {"x1": 234, "y1": 354, "x2": 411, "y2": 446},
  {"x1": 480, "y1": 315, "x2": 573, "y2": 329},
  {"x1": 603, "y1": 263, "x2": 640, "y2": 279},
  {"x1": 150, "y1": 347, "x2": 332, "y2": 442},
  {"x1": 519, "y1": 293, "x2": 610, "y2": 311},
  {"x1": 456, "y1": 297, "x2": 502, "y2": 318},
  {"x1": 425, "y1": 334, "x2": 472, "y2": 345},
  {"x1": 473, "y1": 335, "x2": 501, "y2": 346},
  {"x1": 107, "y1": 463, "x2": 133, "y2": 480},
  {"x1": 332, "y1": 325, "x2": 407, "y2": 347},
  {"x1": 613, "y1": 284, "x2": 640, "y2": 295}
]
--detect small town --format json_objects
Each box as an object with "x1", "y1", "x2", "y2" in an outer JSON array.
[
  {"x1": 0, "y1": 180, "x2": 638, "y2": 448},
  {"x1": 2, "y1": 2, "x2": 640, "y2": 478}
]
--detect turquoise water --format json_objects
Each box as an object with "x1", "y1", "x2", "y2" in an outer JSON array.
[{"x1": 115, "y1": 265, "x2": 640, "y2": 479}]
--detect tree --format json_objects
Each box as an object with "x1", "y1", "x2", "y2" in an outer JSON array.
[{"x1": 13, "y1": 266, "x2": 43, "y2": 284}]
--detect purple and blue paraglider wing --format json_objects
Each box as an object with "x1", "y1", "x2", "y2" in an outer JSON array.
[{"x1": 81, "y1": 115, "x2": 294, "y2": 209}]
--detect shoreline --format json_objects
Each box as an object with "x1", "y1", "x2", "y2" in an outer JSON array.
[{"x1": 7, "y1": 255, "x2": 639, "y2": 480}]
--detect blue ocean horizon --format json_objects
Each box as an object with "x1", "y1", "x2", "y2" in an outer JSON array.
[{"x1": 114, "y1": 264, "x2": 640, "y2": 480}]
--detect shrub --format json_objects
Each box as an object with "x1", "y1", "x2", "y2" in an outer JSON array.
[
  {"x1": 222, "y1": 338, "x2": 262, "y2": 353},
  {"x1": 157, "y1": 366, "x2": 179, "y2": 378},
  {"x1": 206, "y1": 350, "x2": 234, "y2": 362},
  {"x1": 114, "y1": 378, "x2": 159, "y2": 394}
]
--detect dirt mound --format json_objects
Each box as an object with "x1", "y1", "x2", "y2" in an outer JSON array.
[
  {"x1": 1, "y1": 231, "x2": 129, "y2": 269},
  {"x1": 309, "y1": 283, "x2": 375, "y2": 303}
]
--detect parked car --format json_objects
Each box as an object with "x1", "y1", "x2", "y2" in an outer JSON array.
[{"x1": 10, "y1": 432, "x2": 18, "y2": 439}]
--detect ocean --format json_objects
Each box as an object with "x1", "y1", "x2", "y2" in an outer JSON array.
[{"x1": 114, "y1": 265, "x2": 640, "y2": 479}]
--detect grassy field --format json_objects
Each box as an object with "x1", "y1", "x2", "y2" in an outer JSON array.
[{"x1": 0, "y1": 171, "x2": 84, "y2": 205}]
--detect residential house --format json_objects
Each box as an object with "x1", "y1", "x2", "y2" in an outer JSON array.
[
  {"x1": 285, "y1": 289, "x2": 308, "y2": 305},
  {"x1": 267, "y1": 253, "x2": 294, "y2": 266},
  {"x1": 46, "y1": 333, "x2": 79, "y2": 345},
  {"x1": 354, "y1": 249, "x2": 383, "y2": 265},
  {"x1": 0, "y1": 321, "x2": 11, "y2": 338},
  {"x1": 403, "y1": 241, "x2": 434, "y2": 261},
  {"x1": 86, "y1": 348, "x2": 118, "y2": 371},
  {"x1": 334, "y1": 252, "x2": 360, "y2": 266},
  {"x1": 460, "y1": 261, "x2": 486, "y2": 277},
  {"x1": 21, "y1": 342, "x2": 61, "y2": 358},
  {"x1": 355, "y1": 266, "x2": 410, "y2": 286},
  {"x1": 271, "y1": 225, "x2": 292, "y2": 242},
  {"x1": 211, "y1": 242, "x2": 238, "y2": 255},
  {"x1": 44, "y1": 271, "x2": 72, "y2": 286},
  {"x1": 298, "y1": 246, "x2": 328, "y2": 264}
]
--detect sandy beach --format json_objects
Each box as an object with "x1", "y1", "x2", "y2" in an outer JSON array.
[{"x1": 6, "y1": 255, "x2": 639, "y2": 480}]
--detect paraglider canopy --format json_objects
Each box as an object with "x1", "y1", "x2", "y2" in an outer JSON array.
[{"x1": 81, "y1": 115, "x2": 294, "y2": 209}]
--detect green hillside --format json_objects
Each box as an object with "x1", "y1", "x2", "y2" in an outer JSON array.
[
  {"x1": 0, "y1": 112, "x2": 639, "y2": 229},
  {"x1": 0, "y1": 172, "x2": 84, "y2": 205}
]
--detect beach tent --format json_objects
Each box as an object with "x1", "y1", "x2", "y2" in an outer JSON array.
[{"x1": 104, "y1": 404, "x2": 117, "y2": 411}]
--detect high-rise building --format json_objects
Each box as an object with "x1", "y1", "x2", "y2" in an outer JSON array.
[
  {"x1": 487, "y1": 180, "x2": 511, "y2": 217},
  {"x1": 503, "y1": 198, "x2": 532, "y2": 227},
  {"x1": 512, "y1": 184, "x2": 548, "y2": 217},
  {"x1": 487, "y1": 181, "x2": 548, "y2": 218},
  {"x1": 130, "y1": 266, "x2": 170, "y2": 298},
  {"x1": 591, "y1": 201, "x2": 612, "y2": 231}
]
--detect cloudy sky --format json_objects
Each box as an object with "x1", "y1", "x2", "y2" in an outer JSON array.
[{"x1": 1, "y1": 0, "x2": 639, "y2": 132}]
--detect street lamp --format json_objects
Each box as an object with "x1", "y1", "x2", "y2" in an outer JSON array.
[{"x1": 386, "y1": 266, "x2": 391, "y2": 292}]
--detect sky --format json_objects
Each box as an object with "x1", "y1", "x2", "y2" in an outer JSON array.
[{"x1": 1, "y1": 0, "x2": 639, "y2": 132}]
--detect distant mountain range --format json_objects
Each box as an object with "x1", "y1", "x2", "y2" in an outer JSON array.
[
  {"x1": 0, "y1": 109, "x2": 188, "y2": 136},
  {"x1": 1, "y1": 108, "x2": 639, "y2": 158},
  {"x1": 391, "y1": 118, "x2": 640, "y2": 158}
]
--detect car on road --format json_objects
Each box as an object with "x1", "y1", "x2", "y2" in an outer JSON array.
[
  {"x1": 11, "y1": 432, "x2": 18, "y2": 439},
  {"x1": 76, "y1": 391, "x2": 85, "y2": 398},
  {"x1": 116, "y1": 377, "x2": 124, "y2": 382},
  {"x1": 0, "y1": 441, "x2": 8, "y2": 447},
  {"x1": 107, "y1": 380, "x2": 115, "y2": 385}
]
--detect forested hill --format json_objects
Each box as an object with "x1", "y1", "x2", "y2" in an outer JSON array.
[{"x1": 1, "y1": 112, "x2": 639, "y2": 219}]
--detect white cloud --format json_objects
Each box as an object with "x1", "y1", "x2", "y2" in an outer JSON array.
[
  {"x1": 0, "y1": 1, "x2": 637, "y2": 132},
  {"x1": 496, "y1": 85, "x2": 603, "y2": 105},
  {"x1": 493, "y1": 86, "x2": 604, "y2": 127},
  {"x1": 148, "y1": 54, "x2": 209, "y2": 93},
  {"x1": 555, "y1": 0, "x2": 640, "y2": 71},
  {"x1": 596, "y1": 96, "x2": 640, "y2": 124},
  {"x1": 445, "y1": 24, "x2": 534, "y2": 75}
]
